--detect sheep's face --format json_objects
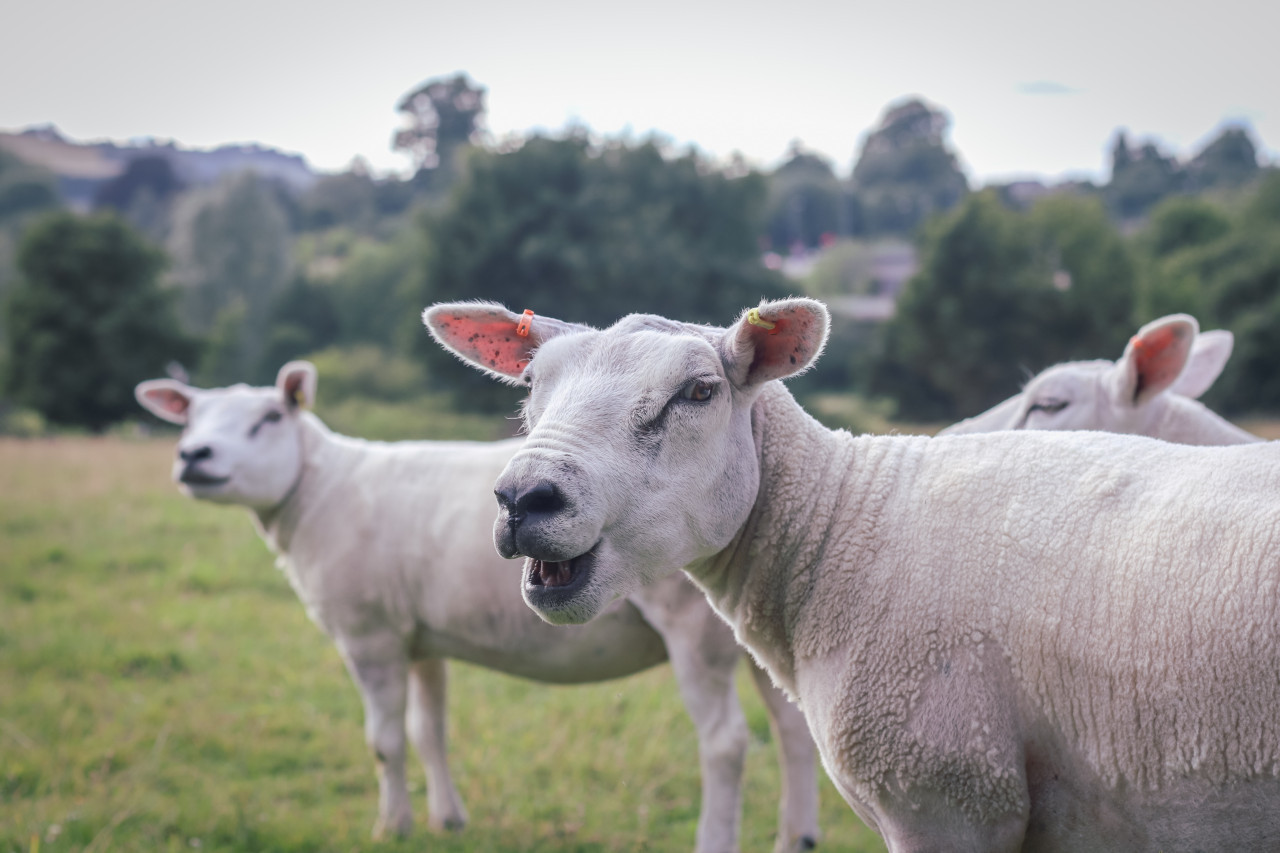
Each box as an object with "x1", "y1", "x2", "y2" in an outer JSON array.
[
  {"x1": 940, "y1": 315, "x2": 1222, "y2": 439},
  {"x1": 425, "y1": 300, "x2": 828, "y2": 625},
  {"x1": 135, "y1": 362, "x2": 317, "y2": 513}
]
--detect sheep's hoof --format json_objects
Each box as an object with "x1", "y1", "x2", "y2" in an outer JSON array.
[
  {"x1": 429, "y1": 813, "x2": 467, "y2": 833},
  {"x1": 372, "y1": 812, "x2": 413, "y2": 840}
]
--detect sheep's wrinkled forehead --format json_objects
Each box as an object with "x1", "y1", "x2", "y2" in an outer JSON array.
[
  {"x1": 533, "y1": 315, "x2": 724, "y2": 388},
  {"x1": 188, "y1": 384, "x2": 283, "y2": 424},
  {"x1": 1025, "y1": 359, "x2": 1112, "y2": 392}
]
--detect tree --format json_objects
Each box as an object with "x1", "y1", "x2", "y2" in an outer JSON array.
[
  {"x1": 92, "y1": 155, "x2": 185, "y2": 241},
  {"x1": 415, "y1": 135, "x2": 790, "y2": 408},
  {"x1": 166, "y1": 172, "x2": 293, "y2": 383},
  {"x1": 850, "y1": 98, "x2": 968, "y2": 235},
  {"x1": 1186, "y1": 127, "x2": 1260, "y2": 193},
  {"x1": 3, "y1": 212, "x2": 194, "y2": 430},
  {"x1": 764, "y1": 143, "x2": 847, "y2": 250},
  {"x1": 870, "y1": 191, "x2": 1137, "y2": 420},
  {"x1": 392, "y1": 73, "x2": 487, "y2": 181},
  {"x1": 1105, "y1": 131, "x2": 1183, "y2": 219}
]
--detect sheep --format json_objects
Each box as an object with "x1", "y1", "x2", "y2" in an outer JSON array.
[
  {"x1": 940, "y1": 313, "x2": 1260, "y2": 444},
  {"x1": 424, "y1": 298, "x2": 1280, "y2": 852},
  {"x1": 134, "y1": 362, "x2": 820, "y2": 853}
]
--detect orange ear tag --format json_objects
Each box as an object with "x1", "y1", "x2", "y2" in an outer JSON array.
[{"x1": 516, "y1": 309, "x2": 535, "y2": 338}]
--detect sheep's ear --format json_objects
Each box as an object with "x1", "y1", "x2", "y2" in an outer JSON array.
[
  {"x1": 135, "y1": 379, "x2": 195, "y2": 425},
  {"x1": 1108, "y1": 314, "x2": 1198, "y2": 406},
  {"x1": 423, "y1": 301, "x2": 590, "y2": 385},
  {"x1": 277, "y1": 361, "x2": 317, "y2": 410},
  {"x1": 1169, "y1": 328, "x2": 1233, "y2": 399},
  {"x1": 719, "y1": 298, "x2": 829, "y2": 388}
]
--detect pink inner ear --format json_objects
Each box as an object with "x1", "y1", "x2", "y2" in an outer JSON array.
[
  {"x1": 1132, "y1": 324, "x2": 1192, "y2": 398},
  {"x1": 749, "y1": 314, "x2": 818, "y2": 376},
  {"x1": 434, "y1": 311, "x2": 534, "y2": 376},
  {"x1": 151, "y1": 388, "x2": 190, "y2": 417}
]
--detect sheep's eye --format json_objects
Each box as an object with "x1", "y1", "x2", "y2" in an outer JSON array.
[
  {"x1": 249, "y1": 409, "x2": 284, "y2": 438},
  {"x1": 679, "y1": 379, "x2": 715, "y2": 403},
  {"x1": 1028, "y1": 399, "x2": 1068, "y2": 415}
]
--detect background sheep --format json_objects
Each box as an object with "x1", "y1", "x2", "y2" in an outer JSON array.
[
  {"x1": 135, "y1": 362, "x2": 820, "y2": 853},
  {"x1": 426, "y1": 299, "x2": 1280, "y2": 852},
  {"x1": 940, "y1": 313, "x2": 1260, "y2": 444}
]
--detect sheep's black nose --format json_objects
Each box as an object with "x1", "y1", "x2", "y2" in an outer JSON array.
[
  {"x1": 496, "y1": 482, "x2": 566, "y2": 527},
  {"x1": 179, "y1": 445, "x2": 213, "y2": 464}
]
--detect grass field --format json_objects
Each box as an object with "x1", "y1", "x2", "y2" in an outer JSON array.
[{"x1": 0, "y1": 437, "x2": 886, "y2": 853}]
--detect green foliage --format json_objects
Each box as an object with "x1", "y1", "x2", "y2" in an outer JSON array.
[
  {"x1": 168, "y1": 172, "x2": 294, "y2": 382},
  {"x1": 393, "y1": 73, "x2": 487, "y2": 180},
  {"x1": 1105, "y1": 132, "x2": 1184, "y2": 219},
  {"x1": 255, "y1": 277, "x2": 341, "y2": 381},
  {"x1": 1132, "y1": 172, "x2": 1280, "y2": 413},
  {"x1": 0, "y1": 150, "x2": 59, "y2": 223},
  {"x1": 3, "y1": 212, "x2": 194, "y2": 430},
  {"x1": 1186, "y1": 127, "x2": 1260, "y2": 193},
  {"x1": 416, "y1": 135, "x2": 790, "y2": 408},
  {"x1": 765, "y1": 145, "x2": 847, "y2": 250},
  {"x1": 850, "y1": 99, "x2": 968, "y2": 236},
  {"x1": 0, "y1": 437, "x2": 887, "y2": 852},
  {"x1": 872, "y1": 191, "x2": 1137, "y2": 420}
]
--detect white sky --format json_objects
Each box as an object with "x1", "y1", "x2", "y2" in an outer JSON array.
[{"x1": 2, "y1": 0, "x2": 1275, "y2": 185}]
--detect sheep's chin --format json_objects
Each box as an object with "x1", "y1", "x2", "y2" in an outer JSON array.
[{"x1": 521, "y1": 550, "x2": 603, "y2": 625}]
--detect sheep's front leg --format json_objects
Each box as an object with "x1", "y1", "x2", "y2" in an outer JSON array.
[
  {"x1": 631, "y1": 580, "x2": 749, "y2": 853},
  {"x1": 747, "y1": 660, "x2": 820, "y2": 853},
  {"x1": 341, "y1": 639, "x2": 412, "y2": 839},
  {"x1": 407, "y1": 657, "x2": 467, "y2": 832}
]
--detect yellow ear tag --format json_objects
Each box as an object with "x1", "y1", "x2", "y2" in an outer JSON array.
[{"x1": 746, "y1": 307, "x2": 778, "y2": 333}]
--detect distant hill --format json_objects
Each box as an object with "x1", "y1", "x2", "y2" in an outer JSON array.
[{"x1": 0, "y1": 125, "x2": 318, "y2": 209}]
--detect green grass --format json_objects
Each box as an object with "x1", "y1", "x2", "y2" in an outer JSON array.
[{"x1": 0, "y1": 437, "x2": 885, "y2": 853}]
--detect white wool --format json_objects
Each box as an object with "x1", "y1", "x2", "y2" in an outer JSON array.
[{"x1": 707, "y1": 382, "x2": 1280, "y2": 845}]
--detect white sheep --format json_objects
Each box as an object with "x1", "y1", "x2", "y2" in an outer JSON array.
[
  {"x1": 940, "y1": 313, "x2": 1260, "y2": 444},
  {"x1": 425, "y1": 299, "x2": 1280, "y2": 852},
  {"x1": 134, "y1": 362, "x2": 820, "y2": 853}
]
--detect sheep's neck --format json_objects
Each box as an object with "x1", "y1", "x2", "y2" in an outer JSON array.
[
  {"x1": 1153, "y1": 395, "x2": 1261, "y2": 446},
  {"x1": 252, "y1": 414, "x2": 340, "y2": 557},
  {"x1": 687, "y1": 382, "x2": 912, "y2": 696}
]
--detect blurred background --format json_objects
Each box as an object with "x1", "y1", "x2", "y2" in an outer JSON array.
[
  {"x1": 1, "y1": 0, "x2": 1277, "y2": 438},
  {"x1": 2, "y1": 3, "x2": 1279, "y2": 850}
]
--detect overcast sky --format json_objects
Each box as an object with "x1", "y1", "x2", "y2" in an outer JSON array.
[{"x1": 3, "y1": 0, "x2": 1275, "y2": 185}]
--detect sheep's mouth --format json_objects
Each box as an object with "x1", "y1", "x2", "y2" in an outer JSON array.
[
  {"x1": 180, "y1": 468, "x2": 230, "y2": 487},
  {"x1": 524, "y1": 547, "x2": 596, "y2": 596}
]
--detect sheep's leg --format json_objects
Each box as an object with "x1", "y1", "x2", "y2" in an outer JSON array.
[
  {"x1": 747, "y1": 660, "x2": 821, "y2": 853},
  {"x1": 342, "y1": 640, "x2": 413, "y2": 839},
  {"x1": 407, "y1": 657, "x2": 467, "y2": 832},
  {"x1": 631, "y1": 579, "x2": 749, "y2": 853}
]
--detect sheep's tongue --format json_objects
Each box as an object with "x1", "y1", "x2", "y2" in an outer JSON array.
[{"x1": 540, "y1": 560, "x2": 574, "y2": 587}]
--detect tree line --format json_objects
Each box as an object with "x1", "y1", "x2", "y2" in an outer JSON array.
[{"x1": 1, "y1": 73, "x2": 1276, "y2": 432}]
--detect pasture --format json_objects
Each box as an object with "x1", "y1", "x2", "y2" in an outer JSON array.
[{"x1": 0, "y1": 436, "x2": 884, "y2": 853}]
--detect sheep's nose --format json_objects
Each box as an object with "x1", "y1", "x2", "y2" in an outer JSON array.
[
  {"x1": 495, "y1": 482, "x2": 566, "y2": 527},
  {"x1": 179, "y1": 445, "x2": 213, "y2": 464}
]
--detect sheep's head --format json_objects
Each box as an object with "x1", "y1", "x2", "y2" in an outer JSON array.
[
  {"x1": 424, "y1": 299, "x2": 828, "y2": 625},
  {"x1": 134, "y1": 362, "x2": 316, "y2": 512},
  {"x1": 941, "y1": 315, "x2": 1231, "y2": 437}
]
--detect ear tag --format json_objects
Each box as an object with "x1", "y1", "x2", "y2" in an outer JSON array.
[
  {"x1": 747, "y1": 307, "x2": 780, "y2": 335},
  {"x1": 1130, "y1": 336, "x2": 1144, "y2": 350},
  {"x1": 516, "y1": 309, "x2": 535, "y2": 338}
]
